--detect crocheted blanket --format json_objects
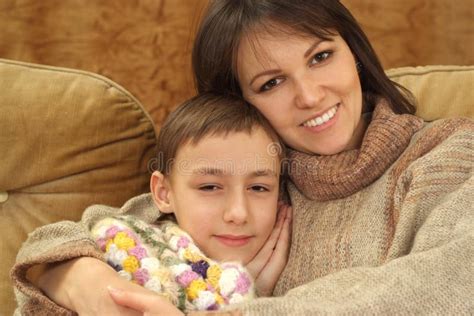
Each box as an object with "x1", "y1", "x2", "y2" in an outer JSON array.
[{"x1": 91, "y1": 216, "x2": 255, "y2": 312}]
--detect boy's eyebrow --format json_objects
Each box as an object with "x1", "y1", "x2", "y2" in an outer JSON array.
[
  {"x1": 251, "y1": 169, "x2": 279, "y2": 178},
  {"x1": 192, "y1": 167, "x2": 225, "y2": 176},
  {"x1": 191, "y1": 167, "x2": 278, "y2": 177}
]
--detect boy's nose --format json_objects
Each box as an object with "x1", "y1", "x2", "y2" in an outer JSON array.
[{"x1": 223, "y1": 192, "x2": 248, "y2": 225}]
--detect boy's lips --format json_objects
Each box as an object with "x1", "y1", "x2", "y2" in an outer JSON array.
[{"x1": 214, "y1": 235, "x2": 252, "y2": 247}]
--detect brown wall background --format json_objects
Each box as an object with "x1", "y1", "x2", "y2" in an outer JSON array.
[
  {"x1": 343, "y1": 0, "x2": 474, "y2": 68},
  {"x1": 0, "y1": 0, "x2": 473, "y2": 126}
]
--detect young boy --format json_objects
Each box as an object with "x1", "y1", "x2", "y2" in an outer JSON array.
[{"x1": 90, "y1": 93, "x2": 291, "y2": 312}]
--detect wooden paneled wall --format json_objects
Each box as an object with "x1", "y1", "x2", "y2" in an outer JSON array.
[
  {"x1": 0, "y1": 0, "x2": 207, "y2": 124},
  {"x1": 343, "y1": 0, "x2": 474, "y2": 69},
  {"x1": 0, "y1": 0, "x2": 473, "y2": 125}
]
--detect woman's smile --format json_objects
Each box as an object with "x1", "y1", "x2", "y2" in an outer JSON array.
[{"x1": 301, "y1": 103, "x2": 339, "y2": 132}]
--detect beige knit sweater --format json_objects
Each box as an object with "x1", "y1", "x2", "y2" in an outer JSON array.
[{"x1": 11, "y1": 100, "x2": 474, "y2": 315}]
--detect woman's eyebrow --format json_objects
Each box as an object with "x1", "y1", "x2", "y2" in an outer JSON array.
[
  {"x1": 248, "y1": 39, "x2": 327, "y2": 86},
  {"x1": 304, "y1": 39, "x2": 325, "y2": 58},
  {"x1": 249, "y1": 69, "x2": 281, "y2": 86}
]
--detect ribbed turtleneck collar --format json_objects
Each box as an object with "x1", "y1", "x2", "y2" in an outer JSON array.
[{"x1": 287, "y1": 98, "x2": 424, "y2": 201}]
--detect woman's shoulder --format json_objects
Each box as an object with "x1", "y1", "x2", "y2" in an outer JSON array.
[
  {"x1": 412, "y1": 116, "x2": 473, "y2": 149},
  {"x1": 401, "y1": 116, "x2": 473, "y2": 171},
  {"x1": 419, "y1": 116, "x2": 473, "y2": 133}
]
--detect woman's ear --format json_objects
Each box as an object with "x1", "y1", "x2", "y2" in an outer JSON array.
[{"x1": 150, "y1": 171, "x2": 174, "y2": 214}]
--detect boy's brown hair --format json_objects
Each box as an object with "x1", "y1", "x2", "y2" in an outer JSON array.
[{"x1": 156, "y1": 93, "x2": 284, "y2": 175}]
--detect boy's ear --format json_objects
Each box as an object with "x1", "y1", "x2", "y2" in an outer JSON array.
[{"x1": 150, "y1": 171, "x2": 174, "y2": 214}]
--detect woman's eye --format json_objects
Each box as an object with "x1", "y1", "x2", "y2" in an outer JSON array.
[
  {"x1": 260, "y1": 78, "x2": 283, "y2": 92},
  {"x1": 199, "y1": 185, "x2": 220, "y2": 191},
  {"x1": 310, "y1": 51, "x2": 332, "y2": 65}
]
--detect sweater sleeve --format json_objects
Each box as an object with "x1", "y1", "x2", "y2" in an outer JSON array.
[
  {"x1": 223, "y1": 124, "x2": 474, "y2": 314},
  {"x1": 10, "y1": 193, "x2": 158, "y2": 315}
]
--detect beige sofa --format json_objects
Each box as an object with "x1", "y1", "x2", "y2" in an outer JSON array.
[{"x1": 0, "y1": 58, "x2": 473, "y2": 315}]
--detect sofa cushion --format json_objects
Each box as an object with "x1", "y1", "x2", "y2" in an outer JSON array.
[
  {"x1": 387, "y1": 65, "x2": 474, "y2": 120},
  {"x1": 0, "y1": 59, "x2": 157, "y2": 315}
]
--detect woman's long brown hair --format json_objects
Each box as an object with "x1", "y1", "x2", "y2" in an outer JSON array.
[{"x1": 192, "y1": 0, "x2": 415, "y2": 114}]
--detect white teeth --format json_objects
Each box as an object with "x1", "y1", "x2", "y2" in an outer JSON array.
[{"x1": 303, "y1": 105, "x2": 338, "y2": 127}]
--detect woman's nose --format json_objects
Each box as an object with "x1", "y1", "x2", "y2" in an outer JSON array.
[
  {"x1": 294, "y1": 77, "x2": 325, "y2": 109},
  {"x1": 223, "y1": 192, "x2": 248, "y2": 225}
]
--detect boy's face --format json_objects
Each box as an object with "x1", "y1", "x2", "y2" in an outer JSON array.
[{"x1": 154, "y1": 127, "x2": 281, "y2": 264}]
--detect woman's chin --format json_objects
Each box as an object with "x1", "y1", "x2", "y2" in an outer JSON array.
[{"x1": 296, "y1": 141, "x2": 352, "y2": 156}]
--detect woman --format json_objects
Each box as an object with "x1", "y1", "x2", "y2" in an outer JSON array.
[
  {"x1": 191, "y1": 1, "x2": 473, "y2": 314},
  {"x1": 12, "y1": 0, "x2": 473, "y2": 315}
]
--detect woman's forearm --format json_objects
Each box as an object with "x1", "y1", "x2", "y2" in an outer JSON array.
[
  {"x1": 36, "y1": 257, "x2": 108, "y2": 310},
  {"x1": 36, "y1": 256, "x2": 148, "y2": 315}
]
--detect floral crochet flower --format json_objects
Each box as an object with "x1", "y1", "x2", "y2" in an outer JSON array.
[{"x1": 91, "y1": 216, "x2": 255, "y2": 312}]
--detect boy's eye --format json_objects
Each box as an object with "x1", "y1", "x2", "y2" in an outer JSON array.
[
  {"x1": 260, "y1": 78, "x2": 283, "y2": 92},
  {"x1": 199, "y1": 185, "x2": 220, "y2": 191},
  {"x1": 310, "y1": 51, "x2": 332, "y2": 65},
  {"x1": 250, "y1": 185, "x2": 269, "y2": 192}
]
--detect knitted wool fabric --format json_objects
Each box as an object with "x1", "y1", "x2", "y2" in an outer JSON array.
[{"x1": 91, "y1": 216, "x2": 255, "y2": 312}]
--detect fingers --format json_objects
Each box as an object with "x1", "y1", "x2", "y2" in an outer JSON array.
[
  {"x1": 108, "y1": 286, "x2": 154, "y2": 312},
  {"x1": 108, "y1": 286, "x2": 185, "y2": 316},
  {"x1": 275, "y1": 201, "x2": 288, "y2": 225},
  {"x1": 285, "y1": 205, "x2": 292, "y2": 222},
  {"x1": 249, "y1": 206, "x2": 292, "y2": 296},
  {"x1": 273, "y1": 204, "x2": 287, "y2": 238},
  {"x1": 277, "y1": 200, "x2": 290, "y2": 209},
  {"x1": 247, "y1": 206, "x2": 285, "y2": 267},
  {"x1": 246, "y1": 205, "x2": 291, "y2": 278},
  {"x1": 274, "y1": 206, "x2": 292, "y2": 257},
  {"x1": 260, "y1": 205, "x2": 291, "y2": 260},
  {"x1": 261, "y1": 204, "x2": 290, "y2": 254}
]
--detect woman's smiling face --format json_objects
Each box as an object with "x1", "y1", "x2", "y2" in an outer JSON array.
[{"x1": 237, "y1": 29, "x2": 366, "y2": 155}]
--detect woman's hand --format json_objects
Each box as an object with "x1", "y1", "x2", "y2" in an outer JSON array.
[
  {"x1": 109, "y1": 287, "x2": 245, "y2": 316},
  {"x1": 245, "y1": 203, "x2": 292, "y2": 296},
  {"x1": 37, "y1": 256, "x2": 149, "y2": 315},
  {"x1": 108, "y1": 286, "x2": 184, "y2": 316}
]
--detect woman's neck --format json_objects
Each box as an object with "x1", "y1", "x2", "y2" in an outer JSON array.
[{"x1": 345, "y1": 112, "x2": 371, "y2": 151}]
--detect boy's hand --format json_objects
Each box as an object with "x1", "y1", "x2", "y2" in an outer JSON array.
[{"x1": 245, "y1": 203, "x2": 292, "y2": 296}]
